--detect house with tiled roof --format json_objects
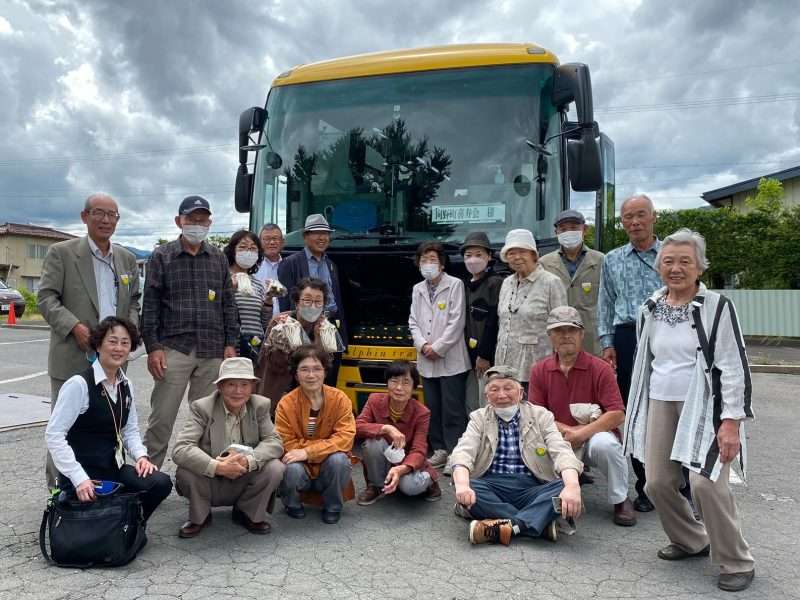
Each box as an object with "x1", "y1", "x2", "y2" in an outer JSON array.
[{"x1": 0, "y1": 223, "x2": 77, "y2": 292}]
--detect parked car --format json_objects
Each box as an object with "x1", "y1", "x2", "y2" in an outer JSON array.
[{"x1": 0, "y1": 279, "x2": 26, "y2": 318}]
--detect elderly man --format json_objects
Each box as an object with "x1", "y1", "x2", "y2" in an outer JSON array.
[
  {"x1": 539, "y1": 209, "x2": 604, "y2": 356},
  {"x1": 172, "y1": 357, "x2": 285, "y2": 537},
  {"x1": 529, "y1": 306, "x2": 636, "y2": 526},
  {"x1": 142, "y1": 196, "x2": 239, "y2": 468},
  {"x1": 254, "y1": 223, "x2": 285, "y2": 319},
  {"x1": 38, "y1": 193, "x2": 141, "y2": 488},
  {"x1": 597, "y1": 193, "x2": 662, "y2": 513},
  {"x1": 449, "y1": 365, "x2": 583, "y2": 545}
]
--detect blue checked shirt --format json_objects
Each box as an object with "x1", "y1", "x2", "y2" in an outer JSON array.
[
  {"x1": 488, "y1": 412, "x2": 530, "y2": 475},
  {"x1": 304, "y1": 247, "x2": 338, "y2": 313},
  {"x1": 597, "y1": 239, "x2": 662, "y2": 349}
]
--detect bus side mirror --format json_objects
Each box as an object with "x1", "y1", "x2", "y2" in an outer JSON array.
[
  {"x1": 553, "y1": 64, "x2": 602, "y2": 192},
  {"x1": 235, "y1": 107, "x2": 267, "y2": 214},
  {"x1": 235, "y1": 165, "x2": 253, "y2": 213}
]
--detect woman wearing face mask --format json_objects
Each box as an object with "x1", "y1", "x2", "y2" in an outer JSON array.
[
  {"x1": 408, "y1": 241, "x2": 471, "y2": 473},
  {"x1": 460, "y1": 231, "x2": 503, "y2": 412},
  {"x1": 255, "y1": 277, "x2": 344, "y2": 418},
  {"x1": 495, "y1": 229, "x2": 567, "y2": 387},
  {"x1": 223, "y1": 230, "x2": 269, "y2": 362}
]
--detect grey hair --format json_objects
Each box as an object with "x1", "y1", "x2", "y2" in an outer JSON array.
[
  {"x1": 259, "y1": 223, "x2": 283, "y2": 237},
  {"x1": 655, "y1": 228, "x2": 710, "y2": 272},
  {"x1": 84, "y1": 193, "x2": 114, "y2": 211},
  {"x1": 620, "y1": 193, "x2": 655, "y2": 215}
]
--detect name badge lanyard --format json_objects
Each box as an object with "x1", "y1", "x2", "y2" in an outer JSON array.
[
  {"x1": 101, "y1": 381, "x2": 126, "y2": 469},
  {"x1": 633, "y1": 249, "x2": 657, "y2": 274}
]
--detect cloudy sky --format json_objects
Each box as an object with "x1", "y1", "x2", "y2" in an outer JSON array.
[{"x1": 1, "y1": 0, "x2": 799, "y2": 248}]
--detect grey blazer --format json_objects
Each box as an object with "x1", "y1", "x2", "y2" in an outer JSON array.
[
  {"x1": 172, "y1": 393, "x2": 284, "y2": 476},
  {"x1": 38, "y1": 236, "x2": 141, "y2": 380}
]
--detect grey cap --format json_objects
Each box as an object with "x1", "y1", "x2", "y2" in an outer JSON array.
[
  {"x1": 179, "y1": 195, "x2": 211, "y2": 215},
  {"x1": 554, "y1": 209, "x2": 585, "y2": 227},
  {"x1": 546, "y1": 305, "x2": 584, "y2": 331},
  {"x1": 460, "y1": 231, "x2": 492, "y2": 255},
  {"x1": 303, "y1": 214, "x2": 334, "y2": 233},
  {"x1": 484, "y1": 365, "x2": 518, "y2": 382}
]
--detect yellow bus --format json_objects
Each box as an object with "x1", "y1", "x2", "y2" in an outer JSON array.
[{"x1": 234, "y1": 43, "x2": 612, "y2": 409}]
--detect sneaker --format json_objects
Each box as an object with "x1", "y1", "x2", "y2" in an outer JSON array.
[
  {"x1": 468, "y1": 519, "x2": 513, "y2": 545},
  {"x1": 429, "y1": 449, "x2": 449, "y2": 468},
  {"x1": 453, "y1": 503, "x2": 473, "y2": 519},
  {"x1": 442, "y1": 463, "x2": 453, "y2": 476},
  {"x1": 356, "y1": 485, "x2": 384, "y2": 506},
  {"x1": 424, "y1": 481, "x2": 442, "y2": 502},
  {"x1": 541, "y1": 519, "x2": 558, "y2": 542}
]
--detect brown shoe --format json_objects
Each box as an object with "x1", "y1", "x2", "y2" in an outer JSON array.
[
  {"x1": 469, "y1": 519, "x2": 513, "y2": 545},
  {"x1": 357, "y1": 485, "x2": 385, "y2": 506},
  {"x1": 613, "y1": 499, "x2": 637, "y2": 527},
  {"x1": 424, "y1": 481, "x2": 442, "y2": 502},
  {"x1": 232, "y1": 507, "x2": 271, "y2": 534},
  {"x1": 179, "y1": 513, "x2": 212, "y2": 538}
]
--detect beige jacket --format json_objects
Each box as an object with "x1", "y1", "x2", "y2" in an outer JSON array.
[
  {"x1": 495, "y1": 266, "x2": 567, "y2": 382},
  {"x1": 172, "y1": 393, "x2": 284, "y2": 476},
  {"x1": 540, "y1": 245, "x2": 604, "y2": 356},
  {"x1": 449, "y1": 402, "x2": 582, "y2": 481}
]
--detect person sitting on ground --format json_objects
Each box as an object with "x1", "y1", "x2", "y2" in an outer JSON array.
[
  {"x1": 449, "y1": 365, "x2": 583, "y2": 546},
  {"x1": 45, "y1": 316, "x2": 172, "y2": 523},
  {"x1": 172, "y1": 357, "x2": 285, "y2": 538},
  {"x1": 528, "y1": 306, "x2": 636, "y2": 527},
  {"x1": 275, "y1": 345, "x2": 356, "y2": 524},
  {"x1": 355, "y1": 360, "x2": 442, "y2": 505}
]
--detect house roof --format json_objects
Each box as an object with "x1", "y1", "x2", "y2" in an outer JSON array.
[
  {"x1": 0, "y1": 222, "x2": 78, "y2": 241},
  {"x1": 702, "y1": 165, "x2": 800, "y2": 205}
]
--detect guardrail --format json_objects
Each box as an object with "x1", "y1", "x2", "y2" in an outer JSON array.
[{"x1": 713, "y1": 289, "x2": 800, "y2": 337}]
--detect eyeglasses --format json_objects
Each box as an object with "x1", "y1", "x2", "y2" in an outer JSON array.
[
  {"x1": 387, "y1": 377, "x2": 414, "y2": 387},
  {"x1": 262, "y1": 236, "x2": 283, "y2": 244},
  {"x1": 87, "y1": 208, "x2": 120, "y2": 221},
  {"x1": 298, "y1": 366, "x2": 325, "y2": 374},
  {"x1": 299, "y1": 297, "x2": 324, "y2": 308}
]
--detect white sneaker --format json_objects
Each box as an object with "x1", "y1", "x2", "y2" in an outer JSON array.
[
  {"x1": 429, "y1": 449, "x2": 448, "y2": 468},
  {"x1": 442, "y1": 462, "x2": 453, "y2": 476}
]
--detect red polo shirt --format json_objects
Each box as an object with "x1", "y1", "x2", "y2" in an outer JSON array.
[{"x1": 528, "y1": 351, "x2": 624, "y2": 430}]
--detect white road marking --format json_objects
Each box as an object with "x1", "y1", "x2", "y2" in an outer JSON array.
[
  {"x1": 0, "y1": 370, "x2": 48, "y2": 385},
  {"x1": 0, "y1": 338, "x2": 49, "y2": 345}
]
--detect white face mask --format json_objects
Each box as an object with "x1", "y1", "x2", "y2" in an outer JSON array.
[
  {"x1": 493, "y1": 404, "x2": 520, "y2": 422},
  {"x1": 464, "y1": 256, "x2": 489, "y2": 276},
  {"x1": 235, "y1": 250, "x2": 259, "y2": 269},
  {"x1": 420, "y1": 264, "x2": 441, "y2": 280},
  {"x1": 182, "y1": 224, "x2": 209, "y2": 245},
  {"x1": 297, "y1": 305, "x2": 324, "y2": 323},
  {"x1": 557, "y1": 230, "x2": 584, "y2": 249}
]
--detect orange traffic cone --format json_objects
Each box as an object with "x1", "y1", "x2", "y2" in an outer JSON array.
[{"x1": 7, "y1": 303, "x2": 16, "y2": 326}]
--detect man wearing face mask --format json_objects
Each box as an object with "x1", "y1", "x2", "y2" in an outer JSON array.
[
  {"x1": 539, "y1": 210, "x2": 604, "y2": 357},
  {"x1": 142, "y1": 196, "x2": 239, "y2": 468},
  {"x1": 449, "y1": 365, "x2": 583, "y2": 545},
  {"x1": 460, "y1": 231, "x2": 503, "y2": 412}
]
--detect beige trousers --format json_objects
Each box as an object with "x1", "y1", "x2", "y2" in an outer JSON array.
[
  {"x1": 175, "y1": 459, "x2": 285, "y2": 524},
  {"x1": 644, "y1": 399, "x2": 755, "y2": 574},
  {"x1": 144, "y1": 348, "x2": 221, "y2": 468}
]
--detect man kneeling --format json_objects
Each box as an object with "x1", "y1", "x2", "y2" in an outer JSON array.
[
  {"x1": 450, "y1": 365, "x2": 583, "y2": 545},
  {"x1": 173, "y1": 358, "x2": 285, "y2": 537}
]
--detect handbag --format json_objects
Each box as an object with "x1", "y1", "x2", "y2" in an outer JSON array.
[{"x1": 39, "y1": 487, "x2": 147, "y2": 568}]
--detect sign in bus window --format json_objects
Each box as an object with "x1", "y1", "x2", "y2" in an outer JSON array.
[{"x1": 431, "y1": 203, "x2": 506, "y2": 224}]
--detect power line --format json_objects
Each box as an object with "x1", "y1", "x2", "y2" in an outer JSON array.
[
  {"x1": 600, "y1": 58, "x2": 800, "y2": 87},
  {"x1": 0, "y1": 144, "x2": 237, "y2": 167},
  {"x1": 597, "y1": 93, "x2": 800, "y2": 114}
]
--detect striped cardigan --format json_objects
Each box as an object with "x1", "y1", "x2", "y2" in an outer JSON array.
[{"x1": 622, "y1": 284, "x2": 753, "y2": 482}]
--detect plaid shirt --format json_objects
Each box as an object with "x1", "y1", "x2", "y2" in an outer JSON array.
[
  {"x1": 488, "y1": 412, "x2": 530, "y2": 475},
  {"x1": 141, "y1": 238, "x2": 238, "y2": 357}
]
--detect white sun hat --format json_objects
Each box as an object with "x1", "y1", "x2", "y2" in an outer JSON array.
[{"x1": 499, "y1": 228, "x2": 538, "y2": 263}]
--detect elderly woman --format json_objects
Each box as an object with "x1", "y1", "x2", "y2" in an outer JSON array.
[
  {"x1": 275, "y1": 345, "x2": 356, "y2": 524},
  {"x1": 223, "y1": 229, "x2": 270, "y2": 362},
  {"x1": 623, "y1": 229, "x2": 755, "y2": 593},
  {"x1": 494, "y1": 229, "x2": 567, "y2": 385},
  {"x1": 355, "y1": 360, "x2": 441, "y2": 505},
  {"x1": 408, "y1": 240, "x2": 471, "y2": 472},
  {"x1": 45, "y1": 317, "x2": 172, "y2": 522},
  {"x1": 256, "y1": 277, "x2": 344, "y2": 415}
]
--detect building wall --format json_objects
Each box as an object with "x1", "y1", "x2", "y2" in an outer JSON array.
[{"x1": 0, "y1": 235, "x2": 65, "y2": 292}]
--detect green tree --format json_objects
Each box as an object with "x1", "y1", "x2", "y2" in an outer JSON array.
[{"x1": 745, "y1": 177, "x2": 784, "y2": 213}]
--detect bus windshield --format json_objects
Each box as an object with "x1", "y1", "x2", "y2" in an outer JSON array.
[{"x1": 252, "y1": 63, "x2": 564, "y2": 248}]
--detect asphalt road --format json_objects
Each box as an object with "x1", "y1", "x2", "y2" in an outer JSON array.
[{"x1": 0, "y1": 327, "x2": 797, "y2": 599}]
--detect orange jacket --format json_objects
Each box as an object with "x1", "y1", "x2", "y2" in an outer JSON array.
[{"x1": 275, "y1": 385, "x2": 356, "y2": 479}]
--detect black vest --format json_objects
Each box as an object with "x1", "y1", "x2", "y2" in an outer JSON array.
[{"x1": 65, "y1": 367, "x2": 131, "y2": 478}]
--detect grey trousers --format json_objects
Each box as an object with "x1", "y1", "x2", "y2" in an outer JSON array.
[
  {"x1": 644, "y1": 399, "x2": 755, "y2": 575},
  {"x1": 279, "y1": 452, "x2": 352, "y2": 513},
  {"x1": 45, "y1": 377, "x2": 68, "y2": 489},
  {"x1": 144, "y1": 348, "x2": 221, "y2": 468},
  {"x1": 361, "y1": 438, "x2": 431, "y2": 496},
  {"x1": 465, "y1": 370, "x2": 485, "y2": 413},
  {"x1": 175, "y1": 459, "x2": 285, "y2": 524}
]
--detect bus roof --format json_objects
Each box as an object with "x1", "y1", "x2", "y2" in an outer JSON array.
[{"x1": 271, "y1": 43, "x2": 559, "y2": 87}]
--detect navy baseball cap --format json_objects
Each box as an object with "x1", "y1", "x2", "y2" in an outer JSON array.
[{"x1": 179, "y1": 195, "x2": 211, "y2": 215}]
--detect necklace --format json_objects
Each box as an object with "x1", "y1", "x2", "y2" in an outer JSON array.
[{"x1": 507, "y1": 276, "x2": 532, "y2": 314}]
